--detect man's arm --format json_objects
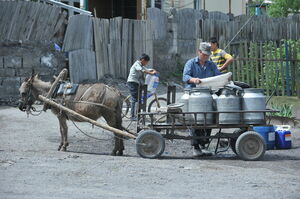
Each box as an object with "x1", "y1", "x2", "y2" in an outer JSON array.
[
  {"x1": 219, "y1": 52, "x2": 234, "y2": 71},
  {"x1": 182, "y1": 61, "x2": 201, "y2": 84},
  {"x1": 144, "y1": 69, "x2": 157, "y2": 75}
]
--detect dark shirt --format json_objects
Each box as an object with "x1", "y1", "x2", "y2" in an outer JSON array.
[{"x1": 182, "y1": 57, "x2": 221, "y2": 88}]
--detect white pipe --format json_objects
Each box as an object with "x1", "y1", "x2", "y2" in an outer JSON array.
[{"x1": 40, "y1": 0, "x2": 92, "y2": 15}]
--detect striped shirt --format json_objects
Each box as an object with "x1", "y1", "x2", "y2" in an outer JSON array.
[{"x1": 210, "y1": 48, "x2": 232, "y2": 72}]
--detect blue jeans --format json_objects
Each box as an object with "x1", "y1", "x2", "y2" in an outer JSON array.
[{"x1": 127, "y1": 82, "x2": 139, "y2": 118}]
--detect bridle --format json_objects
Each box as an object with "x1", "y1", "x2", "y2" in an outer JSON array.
[{"x1": 18, "y1": 80, "x2": 36, "y2": 112}]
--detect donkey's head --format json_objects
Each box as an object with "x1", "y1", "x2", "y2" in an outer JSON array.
[{"x1": 18, "y1": 75, "x2": 39, "y2": 112}]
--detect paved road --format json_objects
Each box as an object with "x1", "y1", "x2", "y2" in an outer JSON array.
[{"x1": 0, "y1": 106, "x2": 299, "y2": 199}]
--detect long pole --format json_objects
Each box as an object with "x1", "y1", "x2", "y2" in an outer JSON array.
[
  {"x1": 285, "y1": 41, "x2": 291, "y2": 96},
  {"x1": 38, "y1": 95, "x2": 136, "y2": 139}
]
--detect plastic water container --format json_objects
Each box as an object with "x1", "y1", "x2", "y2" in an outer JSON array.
[
  {"x1": 145, "y1": 74, "x2": 159, "y2": 94},
  {"x1": 253, "y1": 126, "x2": 275, "y2": 150},
  {"x1": 275, "y1": 125, "x2": 292, "y2": 149}
]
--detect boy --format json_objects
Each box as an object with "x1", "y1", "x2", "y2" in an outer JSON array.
[{"x1": 127, "y1": 53, "x2": 157, "y2": 120}]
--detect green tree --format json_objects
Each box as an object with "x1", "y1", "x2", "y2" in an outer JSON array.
[{"x1": 268, "y1": 0, "x2": 300, "y2": 17}]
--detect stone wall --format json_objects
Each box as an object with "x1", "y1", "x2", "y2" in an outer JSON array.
[{"x1": 0, "y1": 41, "x2": 66, "y2": 105}]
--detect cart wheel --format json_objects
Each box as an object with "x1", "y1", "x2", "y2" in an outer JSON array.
[
  {"x1": 136, "y1": 130, "x2": 165, "y2": 159},
  {"x1": 235, "y1": 131, "x2": 266, "y2": 161},
  {"x1": 230, "y1": 129, "x2": 245, "y2": 155}
]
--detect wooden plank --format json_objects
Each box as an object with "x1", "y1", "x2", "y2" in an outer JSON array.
[
  {"x1": 121, "y1": 19, "x2": 129, "y2": 79},
  {"x1": 240, "y1": 42, "x2": 245, "y2": 83},
  {"x1": 127, "y1": 20, "x2": 133, "y2": 76},
  {"x1": 290, "y1": 41, "x2": 296, "y2": 96},
  {"x1": 63, "y1": 15, "x2": 93, "y2": 51},
  {"x1": 249, "y1": 42, "x2": 255, "y2": 87},
  {"x1": 265, "y1": 42, "x2": 270, "y2": 96},
  {"x1": 39, "y1": 95, "x2": 136, "y2": 139},
  {"x1": 29, "y1": 3, "x2": 49, "y2": 41},
  {"x1": 15, "y1": 1, "x2": 34, "y2": 40},
  {"x1": 5, "y1": 1, "x2": 22, "y2": 40},
  {"x1": 279, "y1": 41, "x2": 285, "y2": 96},
  {"x1": 69, "y1": 49, "x2": 97, "y2": 83},
  {"x1": 295, "y1": 43, "x2": 300, "y2": 99},
  {"x1": 35, "y1": 4, "x2": 54, "y2": 40},
  {"x1": 254, "y1": 42, "x2": 260, "y2": 88},
  {"x1": 259, "y1": 42, "x2": 265, "y2": 91},
  {"x1": 146, "y1": 8, "x2": 168, "y2": 40},
  {"x1": 21, "y1": 2, "x2": 41, "y2": 41},
  {"x1": 52, "y1": 11, "x2": 68, "y2": 37},
  {"x1": 93, "y1": 18, "x2": 110, "y2": 79}
]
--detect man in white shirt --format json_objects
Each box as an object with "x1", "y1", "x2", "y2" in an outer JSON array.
[{"x1": 127, "y1": 53, "x2": 157, "y2": 120}]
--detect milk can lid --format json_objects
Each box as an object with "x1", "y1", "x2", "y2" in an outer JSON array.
[
  {"x1": 244, "y1": 88, "x2": 264, "y2": 93},
  {"x1": 191, "y1": 87, "x2": 211, "y2": 92}
]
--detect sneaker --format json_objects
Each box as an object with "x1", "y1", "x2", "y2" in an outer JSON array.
[
  {"x1": 130, "y1": 116, "x2": 137, "y2": 121},
  {"x1": 201, "y1": 148, "x2": 213, "y2": 156},
  {"x1": 193, "y1": 148, "x2": 203, "y2": 157}
]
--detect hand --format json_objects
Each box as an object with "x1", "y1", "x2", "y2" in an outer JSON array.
[
  {"x1": 190, "y1": 78, "x2": 201, "y2": 84},
  {"x1": 151, "y1": 69, "x2": 157, "y2": 75}
]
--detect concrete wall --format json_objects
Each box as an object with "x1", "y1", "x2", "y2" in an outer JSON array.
[{"x1": 0, "y1": 41, "x2": 66, "y2": 104}]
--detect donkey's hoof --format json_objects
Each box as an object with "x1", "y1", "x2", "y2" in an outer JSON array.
[
  {"x1": 61, "y1": 147, "x2": 67, "y2": 152},
  {"x1": 58, "y1": 144, "x2": 63, "y2": 151},
  {"x1": 117, "y1": 150, "x2": 123, "y2": 156},
  {"x1": 111, "y1": 151, "x2": 117, "y2": 156}
]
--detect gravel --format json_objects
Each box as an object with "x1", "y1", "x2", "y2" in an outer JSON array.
[{"x1": 1, "y1": 103, "x2": 300, "y2": 199}]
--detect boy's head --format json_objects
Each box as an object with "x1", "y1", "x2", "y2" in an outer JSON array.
[
  {"x1": 209, "y1": 37, "x2": 218, "y2": 51},
  {"x1": 139, "y1": 53, "x2": 150, "y2": 66}
]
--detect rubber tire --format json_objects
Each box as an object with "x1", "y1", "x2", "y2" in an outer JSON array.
[
  {"x1": 235, "y1": 131, "x2": 266, "y2": 161},
  {"x1": 230, "y1": 129, "x2": 245, "y2": 155},
  {"x1": 136, "y1": 130, "x2": 165, "y2": 159},
  {"x1": 147, "y1": 97, "x2": 167, "y2": 112}
]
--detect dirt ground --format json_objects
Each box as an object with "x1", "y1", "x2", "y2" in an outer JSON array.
[{"x1": 1, "y1": 101, "x2": 300, "y2": 199}]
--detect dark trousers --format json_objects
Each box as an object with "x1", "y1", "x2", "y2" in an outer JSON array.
[
  {"x1": 127, "y1": 82, "x2": 139, "y2": 118},
  {"x1": 191, "y1": 129, "x2": 212, "y2": 149}
]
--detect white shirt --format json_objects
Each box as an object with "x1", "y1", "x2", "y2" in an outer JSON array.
[{"x1": 127, "y1": 60, "x2": 150, "y2": 84}]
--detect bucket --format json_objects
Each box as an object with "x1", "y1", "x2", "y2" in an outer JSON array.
[
  {"x1": 253, "y1": 126, "x2": 275, "y2": 150},
  {"x1": 275, "y1": 125, "x2": 292, "y2": 149}
]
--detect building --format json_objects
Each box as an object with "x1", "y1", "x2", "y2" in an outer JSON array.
[{"x1": 158, "y1": 0, "x2": 248, "y2": 16}]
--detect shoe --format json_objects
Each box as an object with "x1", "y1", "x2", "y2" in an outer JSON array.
[
  {"x1": 193, "y1": 148, "x2": 203, "y2": 157},
  {"x1": 201, "y1": 148, "x2": 213, "y2": 156},
  {"x1": 130, "y1": 116, "x2": 137, "y2": 121}
]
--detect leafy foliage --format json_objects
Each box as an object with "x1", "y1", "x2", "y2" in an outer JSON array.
[
  {"x1": 268, "y1": 0, "x2": 300, "y2": 17},
  {"x1": 268, "y1": 102, "x2": 293, "y2": 118}
]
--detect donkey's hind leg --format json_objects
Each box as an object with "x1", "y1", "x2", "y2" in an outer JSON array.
[
  {"x1": 105, "y1": 114, "x2": 124, "y2": 156},
  {"x1": 58, "y1": 115, "x2": 69, "y2": 151}
]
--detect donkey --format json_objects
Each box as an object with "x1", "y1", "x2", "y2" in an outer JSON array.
[{"x1": 18, "y1": 74, "x2": 125, "y2": 156}]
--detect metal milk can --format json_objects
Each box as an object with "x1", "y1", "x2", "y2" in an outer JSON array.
[
  {"x1": 216, "y1": 86, "x2": 242, "y2": 124},
  {"x1": 242, "y1": 88, "x2": 266, "y2": 124},
  {"x1": 179, "y1": 88, "x2": 190, "y2": 112},
  {"x1": 188, "y1": 88, "x2": 214, "y2": 124}
]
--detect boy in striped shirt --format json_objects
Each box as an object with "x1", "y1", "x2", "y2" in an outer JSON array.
[{"x1": 209, "y1": 37, "x2": 234, "y2": 73}]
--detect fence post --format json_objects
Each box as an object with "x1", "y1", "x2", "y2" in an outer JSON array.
[{"x1": 285, "y1": 41, "x2": 291, "y2": 96}]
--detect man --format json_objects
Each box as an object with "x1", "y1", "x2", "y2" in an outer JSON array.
[
  {"x1": 209, "y1": 37, "x2": 234, "y2": 72},
  {"x1": 127, "y1": 53, "x2": 157, "y2": 120},
  {"x1": 182, "y1": 42, "x2": 221, "y2": 157}
]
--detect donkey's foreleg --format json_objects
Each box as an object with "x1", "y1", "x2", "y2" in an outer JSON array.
[{"x1": 58, "y1": 116, "x2": 68, "y2": 151}]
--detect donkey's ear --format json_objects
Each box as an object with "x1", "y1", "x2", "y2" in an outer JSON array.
[{"x1": 34, "y1": 73, "x2": 40, "y2": 79}]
